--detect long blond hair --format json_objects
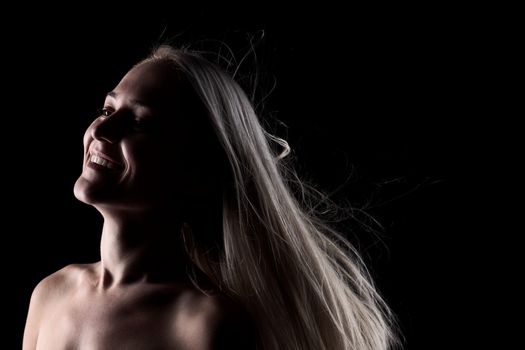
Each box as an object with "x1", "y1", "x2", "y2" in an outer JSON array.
[{"x1": 144, "y1": 45, "x2": 399, "y2": 350}]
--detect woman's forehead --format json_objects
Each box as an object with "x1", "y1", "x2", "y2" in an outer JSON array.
[
  {"x1": 109, "y1": 59, "x2": 209, "y2": 132},
  {"x1": 112, "y1": 60, "x2": 185, "y2": 109}
]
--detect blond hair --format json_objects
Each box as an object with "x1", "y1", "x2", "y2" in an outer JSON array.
[{"x1": 144, "y1": 45, "x2": 399, "y2": 350}]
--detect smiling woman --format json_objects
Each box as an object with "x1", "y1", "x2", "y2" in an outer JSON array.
[{"x1": 23, "y1": 45, "x2": 399, "y2": 350}]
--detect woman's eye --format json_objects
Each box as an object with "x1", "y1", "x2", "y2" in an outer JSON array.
[{"x1": 98, "y1": 107, "x2": 114, "y2": 118}]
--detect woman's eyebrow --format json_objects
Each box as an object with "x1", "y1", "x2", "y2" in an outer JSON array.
[{"x1": 105, "y1": 91, "x2": 150, "y2": 109}]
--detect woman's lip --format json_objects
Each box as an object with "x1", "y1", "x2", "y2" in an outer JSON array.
[
  {"x1": 89, "y1": 151, "x2": 124, "y2": 167},
  {"x1": 88, "y1": 151, "x2": 124, "y2": 170},
  {"x1": 87, "y1": 160, "x2": 117, "y2": 171}
]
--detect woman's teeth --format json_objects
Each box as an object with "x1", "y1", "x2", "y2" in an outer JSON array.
[{"x1": 90, "y1": 155, "x2": 118, "y2": 169}]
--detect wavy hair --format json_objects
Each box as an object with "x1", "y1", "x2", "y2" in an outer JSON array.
[{"x1": 142, "y1": 45, "x2": 399, "y2": 350}]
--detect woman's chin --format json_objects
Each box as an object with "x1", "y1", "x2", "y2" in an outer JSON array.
[
  {"x1": 73, "y1": 178, "x2": 91, "y2": 204},
  {"x1": 73, "y1": 177, "x2": 109, "y2": 205}
]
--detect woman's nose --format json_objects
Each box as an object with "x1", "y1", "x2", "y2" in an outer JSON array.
[{"x1": 91, "y1": 113, "x2": 124, "y2": 144}]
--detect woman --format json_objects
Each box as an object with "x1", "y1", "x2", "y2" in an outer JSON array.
[{"x1": 23, "y1": 45, "x2": 398, "y2": 350}]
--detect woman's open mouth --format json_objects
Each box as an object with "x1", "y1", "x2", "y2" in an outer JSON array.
[{"x1": 88, "y1": 153, "x2": 124, "y2": 171}]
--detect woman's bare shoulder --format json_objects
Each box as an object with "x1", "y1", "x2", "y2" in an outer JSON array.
[
  {"x1": 205, "y1": 294, "x2": 258, "y2": 349},
  {"x1": 32, "y1": 263, "x2": 99, "y2": 300},
  {"x1": 177, "y1": 288, "x2": 251, "y2": 320},
  {"x1": 174, "y1": 290, "x2": 258, "y2": 349}
]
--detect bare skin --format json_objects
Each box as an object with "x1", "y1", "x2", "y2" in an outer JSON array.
[
  {"x1": 23, "y1": 59, "x2": 257, "y2": 349},
  {"x1": 23, "y1": 263, "x2": 255, "y2": 350}
]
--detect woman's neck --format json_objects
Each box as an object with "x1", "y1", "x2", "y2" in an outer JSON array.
[{"x1": 98, "y1": 210, "x2": 192, "y2": 289}]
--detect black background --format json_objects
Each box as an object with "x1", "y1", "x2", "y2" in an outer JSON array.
[{"x1": 3, "y1": 4, "x2": 504, "y2": 349}]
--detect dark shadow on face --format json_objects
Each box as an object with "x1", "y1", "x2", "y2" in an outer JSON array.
[{"x1": 74, "y1": 59, "x2": 231, "y2": 222}]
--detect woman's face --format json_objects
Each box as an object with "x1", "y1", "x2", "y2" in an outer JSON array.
[{"x1": 74, "y1": 59, "x2": 220, "y2": 212}]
